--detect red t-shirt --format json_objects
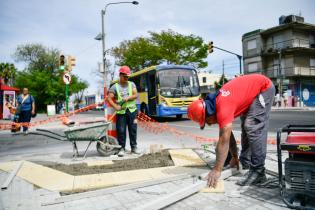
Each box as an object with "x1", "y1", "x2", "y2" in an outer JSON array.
[{"x1": 216, "y1": 74, "x2": 272, "y2": 128}]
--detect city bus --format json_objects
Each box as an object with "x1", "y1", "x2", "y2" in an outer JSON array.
[{"x1": 112, "y1": 65, "x2": 201, "y2": 118}]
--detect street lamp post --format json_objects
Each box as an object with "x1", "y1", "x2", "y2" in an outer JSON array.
[
  {"x1": 97, "y1": 1, "x2": 139, "y2": 89},
  {"x1": 278, "y1": 49, "x2": 283, "y2": 99},
  {"x1": 95, "y1": 1, "x2": 139, "y2": 119}
]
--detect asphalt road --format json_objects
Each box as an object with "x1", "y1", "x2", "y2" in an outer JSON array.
[
  {"x1": 235, "y1": 110, "x2": 315, "y2": 132},
  {"x1": 0, "y1": 110, "x2": 314, "y2": 158},
  {"x1": 141, "y1": 110, "x2": 315, "y2": 133},
  {"x1": 78, "y1": 110, "x2": 315, "y2": 133}
]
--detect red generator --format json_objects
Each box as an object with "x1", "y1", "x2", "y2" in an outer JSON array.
[{"x1": 277, "y1": 125, "x2": 315, "y2": 209}]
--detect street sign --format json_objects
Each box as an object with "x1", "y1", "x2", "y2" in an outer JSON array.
[{"x1": 63, "y1": 73, "x2": 71, "y2": 85}]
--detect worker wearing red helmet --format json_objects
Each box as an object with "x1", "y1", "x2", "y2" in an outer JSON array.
[
  {"x1": 188, "y1": 74, "x2": 275, "y2": 187},
  {"x1": 108, "y1": 66, "x2": 140, "y2": 156}
]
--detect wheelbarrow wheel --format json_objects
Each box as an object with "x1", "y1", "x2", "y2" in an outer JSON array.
[{"x1": 96, "y1": 135, "x2": 120, "y2": 156}]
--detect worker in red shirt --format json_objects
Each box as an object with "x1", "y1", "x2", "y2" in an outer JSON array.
[{"x1": 188, "y1": 74, "x2": 275, "y2": 187}]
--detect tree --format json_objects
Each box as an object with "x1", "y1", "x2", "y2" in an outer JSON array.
[
  {"x1": 149, "y1": 30, "x2": 208, "y2": 68},
  {"x1": 14, "y1": 43, "x2": 88, "y2": 112},
  {"x1": 71, "y1": 76, "x2": 88, "y2": 108},
  {"x1": 0, "y1": 63, "x2": 17, "y2": 86},
  {"x1": 111, "y1": 37, "x2": 161, "y2": 71},
  {"x1": 214, "y1": 74, "x2": 229, "y2": 91},
  {"x1": 111, "y1": 29, "x2": 208, "y2": 72}
]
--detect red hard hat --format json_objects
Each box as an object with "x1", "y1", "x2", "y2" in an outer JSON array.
[
  {"x1": 187, "y1": 99, "x2": 206, "y2": 129},
  {"x1": 119, "y1": 66, "x2": 131, "y2": 76}
]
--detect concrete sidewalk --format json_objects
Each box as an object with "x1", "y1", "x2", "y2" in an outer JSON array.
[{"x1": 271, "y1": 106, "x2": 315, "y2": 111}]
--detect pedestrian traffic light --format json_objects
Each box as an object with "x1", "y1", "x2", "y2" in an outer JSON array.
[
  {"x1": 59, "y1": 55, "x2": 66, "y2": 70},
  {"x1": 67, "y1": 56, "x2": 76, "y2": 71},
  {"x1": 208, "y1": 41, "x2": 214, "y2": 54}
]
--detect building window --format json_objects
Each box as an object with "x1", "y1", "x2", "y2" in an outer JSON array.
[
  {"x1": 202, "y1": 77, "x2": 207, "y2": 83},
  {"x1": 248, "y1": 62, "x2": 258, "y2": 72},
  {"x1": 310, "y1": 58, "x2": 315, "y2": 68},
  {"x1": 247, "y1": 39, "x2": 257, "y2": 50}
]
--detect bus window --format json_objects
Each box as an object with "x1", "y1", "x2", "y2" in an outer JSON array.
[
  {"x1": 140, "y1": 75, "x2": 147, "y2": 92},
  {"x1": 158, "y1": 69, "x2": 200, "y2": 98}
]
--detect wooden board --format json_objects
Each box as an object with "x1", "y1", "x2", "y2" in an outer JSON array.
[
  {"x1": 199, "y1": 180, "x2": 224, "y2": 193},
  {"x1": 85, "y1": 160, "x2": 113, "y2": 167},
  {"x1": 169, "y1": 149, "x2": 206, "y2": 166},
  {"x1": 0, "y1": 149, "x2": 207, "y2": 193},
  {"x1": 71, "y1": 166, "x2": 176, "y2": 191},
  {"x1": 42, "y1": 174, "x2": 190, "y2": 206},
  {"x1": 0, "y1": 161, "x2": 74, "y2": 191},
  {"x1": 0, "y1": 161, "x2": 179, "y2": 192},
  {"x1": 1, "y1": 161, "x2": 23, "y2": 190}
]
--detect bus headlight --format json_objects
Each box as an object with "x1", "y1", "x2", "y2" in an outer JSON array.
[
  {"x1": 161, "y1": 102, "x2": 167, "y2": 107},
  {"x1": 160, "y1": 97, "x2": 168, "y2": 107}
]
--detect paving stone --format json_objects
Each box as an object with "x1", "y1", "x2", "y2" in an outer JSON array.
[
  {"x1": 42, "y1": 203, "x2": 66, "y2": 210},
  {"x1": 263, "y1": 202, "x2": 288, "y2": 210},
  {"x1": 245, "y1": 204, "x2": 270, "y2": 210}
]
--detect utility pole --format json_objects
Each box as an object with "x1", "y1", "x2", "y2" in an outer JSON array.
[
  {"x1": 65, "y1": 84, "x2": 69, "y2": 112},
  {"x1": 222, "y1": 60, "x2": 225, "y2": 85},
  {"x1": 278, "y1": 49, "x2": 283, "y2": 98},
  {"x1": 96, "y1": 1, "x2": 139, "y2": 120},
  {"x1": 214, "y1": 46, "x2": 243, "y2": 75}
]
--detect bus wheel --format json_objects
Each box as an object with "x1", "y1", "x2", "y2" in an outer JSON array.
[
  {"x1": 140, "y1": 104, "x2": 149, "y2": 115},
  {"x1": 176, "y1": 114, "x2": 183, "y2": 119}
]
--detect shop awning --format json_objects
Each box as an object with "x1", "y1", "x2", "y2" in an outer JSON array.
[{"x1": 0, "y1": 84, "x2": 20, "y2": 91}]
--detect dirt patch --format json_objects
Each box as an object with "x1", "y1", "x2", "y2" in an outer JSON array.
[{"x1": 33, "y1": 150, "x2": 174, "y2": 176}]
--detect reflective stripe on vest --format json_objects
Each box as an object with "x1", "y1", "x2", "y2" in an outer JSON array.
[{"x1": 115, "y1": 81, "x2": 137, "y2": 114}]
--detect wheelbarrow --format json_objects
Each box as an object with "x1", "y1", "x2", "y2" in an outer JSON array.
[{"x1": 30, "y1": 122, "x2": 121, "y2": 158}]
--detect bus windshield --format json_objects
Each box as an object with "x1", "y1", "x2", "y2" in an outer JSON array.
[{"x1": 158, "y1": 69, "x2": 199, "y2": 98}]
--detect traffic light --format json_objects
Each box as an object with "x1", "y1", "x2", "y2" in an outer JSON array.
[
  {"x1": 208, "y1": 41, "x2": 214, "y2": 54},
  {"x1": 67, "y1": 56, "x2": 76, "y2": 71},
  {"x1": 59, "y1": 55, "x2": 66, "y2": 70}
]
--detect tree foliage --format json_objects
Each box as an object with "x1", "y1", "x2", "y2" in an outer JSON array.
[
  {"x1": 14, "y1": 43, "x2": 88, "y2": 111},
  {"x1": 111, "y1": 29, "x2": 208, "y2": 72},
  {"x1": 0, "y1": 63, "x2": 17, "y2": 86},
  {"x1": 214, "y1": 74, "x2": 229, "y2": 91},
  {"x1": 14, "y1": 43, "x2": 60, "y2": 73}
]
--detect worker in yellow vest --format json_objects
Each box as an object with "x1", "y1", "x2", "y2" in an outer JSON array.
[{"x1": 108, "y1": 66, "x2": 139, "y2": 157}]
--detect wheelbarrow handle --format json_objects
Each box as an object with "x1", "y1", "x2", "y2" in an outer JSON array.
[
  {"x1": 25, "y1": 131, "x2": 66, "y2": 141},
  {"x1": 36, "y1": 128, "x2": 66, "y2": 138}
]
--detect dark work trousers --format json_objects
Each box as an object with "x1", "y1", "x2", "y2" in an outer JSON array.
[
  {"x1": 116, "y1": 109, "x2": 138, "y2": 149},
  {"x1": 19, "y1": 110, "x2": 32, "y2": 132},
  {"x1": 239, "y1": 85, "x2": 275, "y2": 170}
]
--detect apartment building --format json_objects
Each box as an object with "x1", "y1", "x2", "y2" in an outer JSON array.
[
  {"x1": 198, "y1": 72, "x2": 221, "y2": 94},
  {"x1": 242, "y1": 15, "x2": 315, "y2": 106}
]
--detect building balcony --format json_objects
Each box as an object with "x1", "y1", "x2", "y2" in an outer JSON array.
[
  {"x1": 265, "y1": 66, "x2": 315, "y2": 78},
  {"x1": 262, "y1": 38, "x2": 315, "y2": 54}
]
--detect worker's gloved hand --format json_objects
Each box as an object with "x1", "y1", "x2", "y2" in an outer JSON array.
[
  {"x1": 114, "y1": 105, "x2": 122, "y2": 111},
  {"x1": 122, "y1": 97, "x2": 129, "y2": 103},
  {"x1": 229, "y1": 155, "x2": 240, "y2": 170},
  {"x1": 117, "y1": 101, "x2": 126, "y2": 106},
  {"x1": 206, "y1": 169, "x2": 221, "y2": 188}
]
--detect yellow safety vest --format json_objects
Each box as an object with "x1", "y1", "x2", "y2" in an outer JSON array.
[{"x1": 115, "y1": 81, "x2": 137, "y2": 114}]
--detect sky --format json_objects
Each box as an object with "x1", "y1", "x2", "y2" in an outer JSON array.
[{"x1": 1, "y1": 0, "x2": 315, "y2": 94}]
